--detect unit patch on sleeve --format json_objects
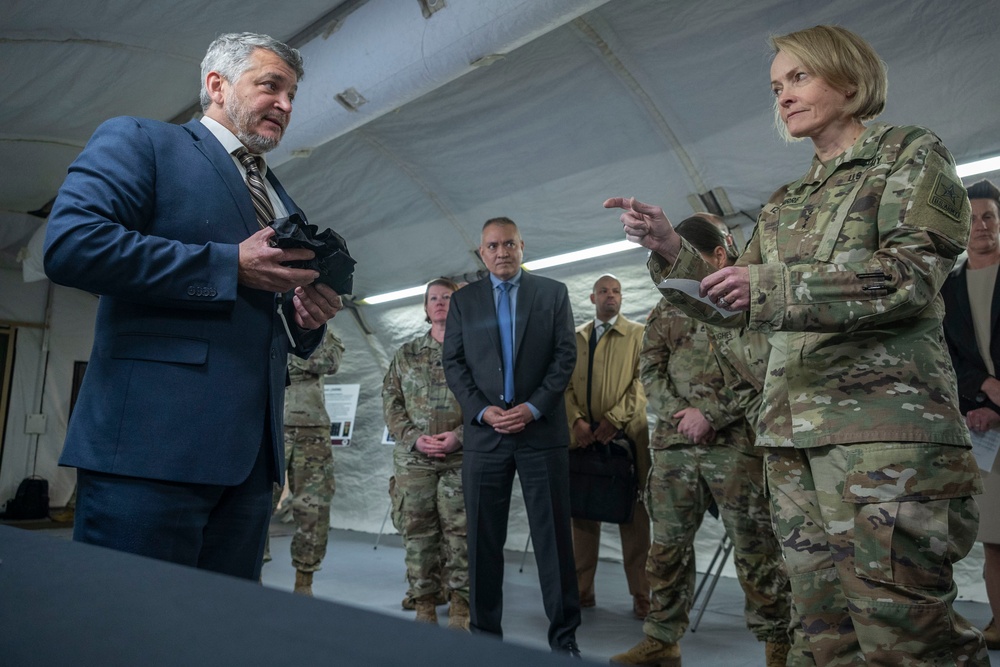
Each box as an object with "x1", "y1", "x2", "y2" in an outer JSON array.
[{"x1": 927, "y1": 172, "x2": 964, "y2": 222}]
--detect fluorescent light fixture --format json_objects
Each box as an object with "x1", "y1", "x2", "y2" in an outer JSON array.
[
  {"x1": 360, "y1": 285, "x2": 425, "y2": 305},
  {"x1": 358, "y1": 239, "x2": 641, "y2": 305},
  {"x1": 957, "y1": 155, "x2": 1000, "y2": 179},
  {"x1": 522, "y1": 240, "x2": 638, "y2": 271}
]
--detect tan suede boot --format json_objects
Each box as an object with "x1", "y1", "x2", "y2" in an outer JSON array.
[
  {"x1": 765, "y1": 641, "x2": 791, "y2": 667},
  {"x1": 447, "y1": 592, "x2": 470, "y2": 631},
  {"x1": 415, "y1": 595, "x2": 438, "y2": 624},
  {"x1": 609, "y1": 635, "x2": 681, "y2": 667},
  {"x1": 983, "y1": 618, "x2": 1000, "y2": 650},
  {"x1": 402, "y1": 588, "x2": 447, "y2": 610},
  {"x1": 293, "y1": 570, "x2": 313, "y2": 596}
]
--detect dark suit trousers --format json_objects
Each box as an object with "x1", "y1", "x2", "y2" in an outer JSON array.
[
  {"x1": 463, "y1": 437, "x2": 581, "y2": 649},
  {"x1": 73, "y1": 436, "x2": 274, "y2": 581}
]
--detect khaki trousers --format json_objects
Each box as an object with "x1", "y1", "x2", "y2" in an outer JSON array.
[{"x1": 572, "y1": 498, "x2": 650, "y2": 605}]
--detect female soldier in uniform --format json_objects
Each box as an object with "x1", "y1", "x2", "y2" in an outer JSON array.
[
  {"x1": 607, "y1": 24, "x2": 986, "y2": 667},
  {"x1": 382, "y1": 278, "x2": 469, "y2": 629}
]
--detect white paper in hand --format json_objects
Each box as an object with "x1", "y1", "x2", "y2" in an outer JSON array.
[
  {"x1": 656, "y1": 278, "x2": 739, "y2": 317},
  {"x1": 970, "y1": 428, "x2": 1000, "y2": 473}
]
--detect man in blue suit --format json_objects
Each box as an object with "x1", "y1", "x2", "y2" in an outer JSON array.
[
  {"x1": 43, "y1": 33, "x2": 343, "y2": 580},
  {"x1": 442, "y1": 218, "x2": 581, "y2": 657}
]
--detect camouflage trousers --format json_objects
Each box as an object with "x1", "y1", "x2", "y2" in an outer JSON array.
[
  {"x1": 269, "y1": 425, "x2": 336, "y2": 572},
  {"x1": 644, "y1": 445, "x2": 793, "y2": 646},
  {"x1": 392, "y1": 445, "x2": 468, "y2": 601},
  {"x1": 766, "y1": 443, "x2": 988, "y2": 667}
]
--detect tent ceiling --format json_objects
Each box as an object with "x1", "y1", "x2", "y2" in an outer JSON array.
[{"x1": 3, "y1": 0, "x2": 999, "y2": 300}]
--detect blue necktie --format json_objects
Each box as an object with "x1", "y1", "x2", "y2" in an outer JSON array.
[{"x1": 497, "y1": 281, "x2": 515, "y2": 404}]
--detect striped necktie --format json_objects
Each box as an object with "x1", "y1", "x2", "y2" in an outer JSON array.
[{"x1": 234, "y1": 148, "x2": 275, "y2": 229}]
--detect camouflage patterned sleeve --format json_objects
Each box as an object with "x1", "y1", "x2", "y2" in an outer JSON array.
[
  {"x1": 288, "y1": 328, "x2": 345, "y2": 376},
  {"x1": 639, "y1": 299, "x2": 691, "y2": 420},
  {"x1": 648, "y1": 241, "x2": 746, "y2": 328},
  {"x1": 686, "y1": 375, "x2": 744, "y2": 432},
  {"x1": 748, "y1": 129, "x2": 970, "y2": 334},
  {"x1": 381, "y1": 350, "x2": 421, "y2": 449}
]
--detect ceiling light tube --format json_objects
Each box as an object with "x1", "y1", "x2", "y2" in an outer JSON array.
[
  {"x1": 359, "y1": 239, "x2": 641, "y2": 305},
  {"x1": 522, "y1": 240, "x2": 638, "y2": 271},
  {"x1": 957, "y1": 155, "x2": 1000, "y2": 179},
  {"x1": 359, "y1": 285, "x2": 426, "y2": 305}
]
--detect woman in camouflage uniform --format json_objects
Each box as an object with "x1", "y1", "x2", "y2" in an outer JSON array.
[
  {"x1": 607, "y1": 24, "x2": 986, "y2": 667},
  {"x1": 382, "y1": 278, "x2": 469, "y2": 630}
]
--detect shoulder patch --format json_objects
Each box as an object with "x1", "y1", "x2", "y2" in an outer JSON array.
[{"x1": 927, "y1": 172, "x2": 964, "y2": 222}]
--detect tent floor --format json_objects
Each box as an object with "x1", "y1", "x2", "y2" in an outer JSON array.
[
  {"x1": 13, "y1": 516, "x2": 997, "y2": 664},
  {"x1": 263, "y1": 522, "x2": 999, "y2": 665}
]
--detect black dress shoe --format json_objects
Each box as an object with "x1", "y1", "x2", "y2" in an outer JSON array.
[{"x1": 554, "y1": 641, "x2": 582, "y2": 659}]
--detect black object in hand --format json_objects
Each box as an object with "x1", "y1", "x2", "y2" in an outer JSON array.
[{"x1": 269, "y1": 214, "x2": 356, "y2": 295}]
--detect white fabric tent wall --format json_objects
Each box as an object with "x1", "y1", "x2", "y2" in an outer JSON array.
[{"x1": 0, "y1": 272, "x2": 95, "y2": 509}]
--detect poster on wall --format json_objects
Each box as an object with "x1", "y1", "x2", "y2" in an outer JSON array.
[
  {"x1": 324, "y1": 383, "x2": 360, "y2": 447},
  {"x1": 382, "y1": 426, "x2": 395, "y2": 446}
]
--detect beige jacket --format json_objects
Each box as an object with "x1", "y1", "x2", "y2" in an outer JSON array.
[{"x1": 565, "y1": 315, "x2": 650, "y2": 484}]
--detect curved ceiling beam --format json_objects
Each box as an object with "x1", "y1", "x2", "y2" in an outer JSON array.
[
  {"x1": 0, "y1": 136, "x2": 87, "y2": 149},
  {"x1": 569, "y1": 15, "x2": 710, "y2": 198},
  {"x1": 270, "y1": 0, "x2": 612, "y2": 167},
  {"x1": 355, "y1": 128, "x2": 482, "y2": 259},
  {"x1": 0, "y1": 36, "x2": 198, "y2": 62}
]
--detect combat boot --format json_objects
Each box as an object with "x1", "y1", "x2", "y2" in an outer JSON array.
[
  {"x1": 765, "y1": 640, "x2": 791, "y2": 667},
  {"x1": 609, "y1": 635, "x2": 681, "y2": 667},
  {"x1": 402, "y1": 588, "x2": 447, "y2": 610},
  {"x1": 447, "y1": 592, "x2": 470, "y2": 631},
  {"x1": 415, "y1": 595, "x2": 438, "y2": 624},
  {"x1": 294, "y1": 569, "x2": 313, "y2": 596}
]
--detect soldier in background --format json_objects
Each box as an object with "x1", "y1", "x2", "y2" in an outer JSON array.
[
  {"x1": 270, "y1": 327, "x2": 345, "y2": 595},
  {"x1": 382, "y1": 278, "x2": 469, "y2": 629},
  {"x1": 610, "y1": 217, "x2": 792, "y2": 667}
]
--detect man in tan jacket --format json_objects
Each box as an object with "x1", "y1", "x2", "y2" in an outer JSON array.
[{"x1": 565, "y1": 274, "x2": 651, "y2": 619}]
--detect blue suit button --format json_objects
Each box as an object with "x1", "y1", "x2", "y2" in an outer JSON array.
[{"x1": 187, "y1": 286, "x2": 196, "y2": 296}]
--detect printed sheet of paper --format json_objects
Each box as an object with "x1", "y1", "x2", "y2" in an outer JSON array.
[
  {"x1": 970, "y1": 428, "x2": 1000, "y2": 473},
  {"x1": 656, "y1": 278, "x2": 739, "y2": 317},
  {"x1": 324, "y1": 382, "x2": 360, "y2": 447}
]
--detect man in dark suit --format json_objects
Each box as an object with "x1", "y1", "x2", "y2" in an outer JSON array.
[
  {"x1": 43, "y1": 33, "x2": 343, "y2": 581},
  {"x1": 442, "y1": 217, "x2": 581, "y2": 657}
]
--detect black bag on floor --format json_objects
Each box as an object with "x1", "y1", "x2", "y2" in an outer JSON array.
[
  {"x1": 568, "y1": 434, "x2": 637, "y2": 524},
  {"x1": 0, "y1": 475, "x2": 49, "y2": 520}
]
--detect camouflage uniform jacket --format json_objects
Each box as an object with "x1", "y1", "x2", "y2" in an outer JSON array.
[
  {"x1": 382, "y1": 331, "x2": 463, "y2": 451},
  {"x1": 284, "y1": 328, "x2": 345, "y2": 427},
  {"x1": 706, "y1": 325, "x2": 770, "y2": 431},
  {"x1": 650, "y1": 123, "x2": 972, "y2": 449},
  {"x1": 640, "y1": 298, "x2": 753, "y2": 452}
]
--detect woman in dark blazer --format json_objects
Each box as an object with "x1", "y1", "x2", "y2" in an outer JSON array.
[{"x1": 942, "y1": 178, "x2": 1000, "y2": 648}]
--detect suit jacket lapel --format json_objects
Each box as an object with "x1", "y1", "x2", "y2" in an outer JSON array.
[
  {"x1": 514, "y1": 272, "x2": 536, "y2": 361},
  {"x1": 267, "y1": 170, "x2": 301, "y2": 217},
  {"x1": 479, "y1": 278, "x2": 503, "y2": 360},
  {"x1": 184, "y1": 120, "x2": 259, "y2": 237}
]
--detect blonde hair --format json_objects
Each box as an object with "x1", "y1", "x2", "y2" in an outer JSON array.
[{"x1": 769, "y1": 25, "x2": 887, "y2": 141}]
